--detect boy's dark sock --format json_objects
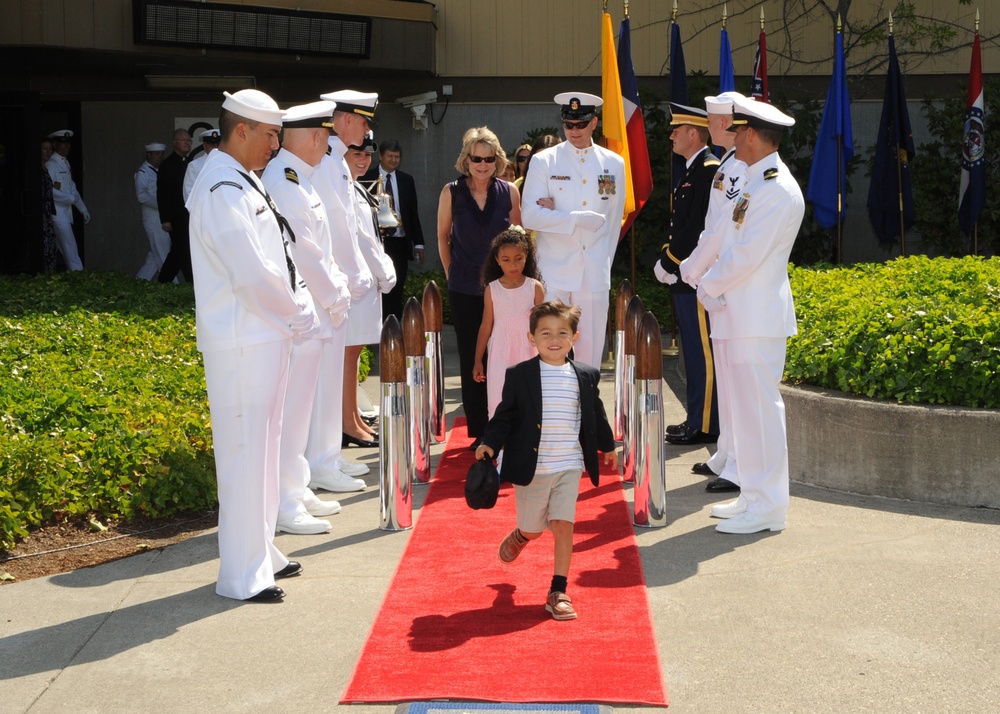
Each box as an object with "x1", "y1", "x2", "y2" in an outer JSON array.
[
  {"x1": 513, "y1": 528, "x2": 528, "y2": 545},
  {"x1": 550, "y1": 575, "x2": 568, "y2": 594}
]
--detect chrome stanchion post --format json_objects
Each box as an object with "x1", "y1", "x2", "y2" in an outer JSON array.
[
  {"x1": 622, "y1": 294, "x2": 645, "y2": 484},
  {"x1": 379, "y1": 316, "x2": 412, "y2": 531},
  {"x1": 422, "y1": 281, "x2": 446, "y2": 444},
  {"x1": 403, "y1": 297, "x2": 431, "y2": 484},
  {"x1": 634, "y1": 311, "x2": 668, "y2": 527},
  {"x1": 614, "y1": 280, "x2": 634, "y2": 442}
]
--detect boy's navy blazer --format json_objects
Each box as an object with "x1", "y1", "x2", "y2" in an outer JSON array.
[{"x1": 481, "y1": 356, "x2": 616, "y2": 487}]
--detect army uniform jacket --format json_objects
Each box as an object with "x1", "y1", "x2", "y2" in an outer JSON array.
[
  {"x1": 657, "y1": 146, "x2": 719, "y2": 295},
  {"x1": 521, "y1": 141, "x2": 627, "y2": 292}
]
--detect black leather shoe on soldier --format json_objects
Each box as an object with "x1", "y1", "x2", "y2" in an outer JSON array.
[
  {"x1": 691, "y1": 462, "x2": 716, "y2": 476},
  {"x1": 706, "y1": 477, "x2": 740, "y2": 493},
  {"x1": 665, "y1": 424, "x2": 718, "y2": 445}
]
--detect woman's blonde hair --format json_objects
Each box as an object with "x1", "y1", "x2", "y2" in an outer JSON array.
[{"x1": 454, "y1": 126, "x2": 509, "y2": 178}]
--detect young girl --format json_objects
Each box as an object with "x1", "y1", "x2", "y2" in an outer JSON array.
[{"x1": 473, "y1": 226, "x2": 545, "y2": 418}]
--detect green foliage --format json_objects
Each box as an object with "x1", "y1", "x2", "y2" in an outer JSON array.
[
  {"x1": 404, "y1": 269, "x2": 451, "y2": 325},
  {"x1": 787, "y1": 256, "x2": 1000, "y2": 407},
  {"x1": 910, "y1": 77, "x2": 1000, "y2": 257},
  {"x1": 0, "y1": 272, "x2": 216, "y2": 550}
]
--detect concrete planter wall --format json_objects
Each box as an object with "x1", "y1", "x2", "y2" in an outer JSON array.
[{"x1": 781, "y1": 383, "x2": 1000, "y2": 509}]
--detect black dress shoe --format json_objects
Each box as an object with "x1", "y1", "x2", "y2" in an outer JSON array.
[
  {"x1": 247, "y1": 585, "x2": 285, "y2": 602},
  {"x1": 706, "y1": 477, "x2": 740, "y2": 493},
  {"x1": 343, "y1": 433, "x2": 379, "y2": 448},
  {"x1": 275, "y1": 561, "x2": 302, "y2": 579},
  {"x1": 360, "y1": 414, "x2": 378, "y2": 427},
  {"x1": 665, "y1": 422, "x2": 686, "y2": 436},
  {"x1": 665, "y1": 424, "x2": 718, "y2": 445},
  {"x1": 691, "y1": 462, "x2": 716, "y2": 476}
]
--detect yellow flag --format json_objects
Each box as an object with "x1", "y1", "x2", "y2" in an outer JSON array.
[{"x1": 601, "y1": 11, "x2": 635, "y2": 221}]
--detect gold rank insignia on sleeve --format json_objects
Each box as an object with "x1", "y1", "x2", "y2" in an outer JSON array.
[
  {"x1": 732, "y1": 193, "x2": 750, "y2": 227},
  {"x1": 763, "y1": 168, "x2": 779, "y2": 180},
  {"x1": 284, "y1": 167, "x2": 299, "y2": 184}
]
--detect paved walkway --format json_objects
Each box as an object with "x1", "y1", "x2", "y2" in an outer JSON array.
[{"x1": 2, "y1": 330, "x2": 999, "y2": 713}]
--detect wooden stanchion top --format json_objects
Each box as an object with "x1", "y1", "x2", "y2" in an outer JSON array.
[
  {"x1": 380, "y1": 315, "x2": 406, "y2": 383},
  {"x1": 402, "y1": 296, "x2": 425, "y2": 357},
  {"x1": 422, "y1": 280, "x2": 443, "y2": 332},
  {"x1": 623, "y1": 294, "x2": 645, "y2": 355},
  {"x1": 635, "y1": 311, "x2": 663, "y2": 380},
  {"x1": 615, "y1": 279, "x2": 635, "y2": 332}
]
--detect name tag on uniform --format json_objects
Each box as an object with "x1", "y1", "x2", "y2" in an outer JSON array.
[
  {"x1": 598, "y1": 173, "x2": 616, "y2": 197},
  {"x1": 550, "y1": 175, "x2": 571, "y2": 181}
]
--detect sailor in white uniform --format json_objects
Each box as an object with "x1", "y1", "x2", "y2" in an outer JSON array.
[
  {"x1": 135, "y1": 142, "x2": 171, "y2": 280},
  {"x1": 697, "y1": 96, "x2": 804, "y2": 535},
  {"x1": 262, "y1": 100, "x2": 352, "y2": 535},
  {"x1": 45, "y1": 130, "x2": 89, "y2": 270},
  {"x1": 521, "y1": 92, "x2": 627, "y2": 369},
  {"x1": 186, "y1": 89, "x2": 317, "y2": 602},
  {"x1": 182, "y1": 128, "x2": 221, "y2": 203}
]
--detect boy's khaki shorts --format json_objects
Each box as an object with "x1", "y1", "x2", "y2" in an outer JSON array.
[{"x1": 514, "y1": 468, "x2": 583, "y2": 533}]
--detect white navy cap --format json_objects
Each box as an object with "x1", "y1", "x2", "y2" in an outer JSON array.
[
  {"x1": 144, "y1": 142, "x2": 167, "y2": 152},
  {"x1": 705, "y1": 91, "x2": 748, "y2": 115},
  {"x1": 221, "y1": 89, "x2": 285, "y2": 125},
  {"x1": 319, "y1": 90, "x2": 379, "y2": 127},
  {"x1": 199, "y1": 128, "x2": 221, "y2": 143},
  {"x1": 48, "y1": 130, "x2": 74, "y2": 141},
  {"x1": 554, "y1": 92, "x2": 603, "y2": 121},
  {"x1": 728, "y1": 95, "x2": 795, "y2": 131},
  {"x1": 282, "y1": 100, "x2": 337, "y2": 129}
]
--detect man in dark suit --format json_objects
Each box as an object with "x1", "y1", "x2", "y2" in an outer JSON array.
[
  {"x1": 362, "y1": 139, "x2": 424, "y2": 320},
  {"x1": 654, "y1": 103, "x2": 721, "y2": 447},
  {"x1": 157, "y1": 128, "x2": 193, "y2": 283}
]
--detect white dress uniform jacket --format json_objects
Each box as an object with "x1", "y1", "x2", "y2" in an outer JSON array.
[
  {"x1": 262, "y1": 148, "x2": 351, "y2": 339},
  {"x1": 134, "y1": 160, "x2": 171, "y2": 280},
  {"x1": 349, "y1": 182, "x2": 397, "y2": 345},
  {"x1": 699, "y1": 152, "x2": 803, "y2": 340},
  {"x1": 182, "y1": 152, "x2": 208, "y2": 203},
  {"x1": 520, "y1": 141, "x2": 627, "y2": 293},
  {"x1": 680, "y1": 147, "x2": 747, "y2": 287},
  {"x1": 186, "y1": 149, "x2": 316, "y2": 352},
  {"x1": 46, "y1": 153, "x2": 89, "y2": 224},
  {"x1": 312, "y1": 136, "x2": 374, "y2": 301}
]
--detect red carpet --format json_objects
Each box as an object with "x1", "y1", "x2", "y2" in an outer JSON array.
[{"x1": 341, "y1": 419, "x2": 667, "y2": 705}]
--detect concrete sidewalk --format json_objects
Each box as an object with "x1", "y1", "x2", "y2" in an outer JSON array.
[{"x1": 2, "y1": 329, "x2": 999, "y2": 714}]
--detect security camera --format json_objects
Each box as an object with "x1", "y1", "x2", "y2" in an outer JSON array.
[{"x1": 397, "y1": 91, "x2": 438, "y2": 109}]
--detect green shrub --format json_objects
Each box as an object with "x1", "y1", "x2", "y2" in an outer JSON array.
[
  {"x1": 787, "y1": 256, "x2": 1000, "y2": 407},
  {"x1": 0, "y1": 272, "x2": 216, "y2": 550}
]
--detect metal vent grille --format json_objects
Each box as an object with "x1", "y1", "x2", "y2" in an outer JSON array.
[{"x1": 134, "y1": 0, "x2": 371, "y2": 59}]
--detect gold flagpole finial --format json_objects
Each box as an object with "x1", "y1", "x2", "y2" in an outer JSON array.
[
  {"x1": 837, "y1": 13, "x2": 842, "y2": 33},
  {"x1": 672, "y1": 0, "x2": 678, "y2": 22},
  {"x1": 624, "y1": 0, "x2": 629, "y2": 19},
  {"x1": 723, "y1": 3, "x2": 728, "y2": 28},
  {"x1": 603, "y1": 0, "x2": 608, "y2": 14},
  {"x1": 760, "y1": 6, "x2": 765, "y2": 30},
  {"x1": 889, "y1": 11, "x2": 894, "y2": 36}
]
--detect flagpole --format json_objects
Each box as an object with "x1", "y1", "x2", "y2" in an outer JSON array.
[
  {"x1": 973, "y1": 8, "x2": 980, "y2": 257},
  {"x1": 890, "y1": 12, "x2": 907, "y2": 257},
  {"x1": 669, "y1": 0, "x2": 677, "y2": 214},
  {"x1": 836, "y1": 14, "x2": 843, "y2": 264}
]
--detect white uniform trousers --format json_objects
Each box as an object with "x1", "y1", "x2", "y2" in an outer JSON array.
[
  {"x1": 707, "y1": 335, "x2": 736, "y2": 483},
  {"x1": 203, "y1": 340, "x2": 292, "y2": 600},
  {"x1": 306, "y1": 322, "x2": 348, "y2": 478},
  {"x1": 279, "y1": 336, "x2": 323, "y2": 523},
  {"x1": 714, "y1": 336, "x2": 790, "y2": 520},
  {"x1": 136, "y1": 212, "x2": 172, "y2": 280},
  {"x1": 544, "y1": 287, "x2": 609, "y2": 370},
  {"x1": 52, "y1": 220, "x2": 83, "y2": 271}
]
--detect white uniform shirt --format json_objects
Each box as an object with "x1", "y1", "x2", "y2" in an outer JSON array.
[
  {"x1": 186, "y1": 149, "x2": 316, "y2": 353},
  {"x1": 353, "y1": 183, "x2": 397, "y2": 292},
  {"x1": 134, "y1": 161, "x2": 159, "y2": 217},
  {"x1": 699, "y1": 152, "x2": 804, "y2": 340},
  {"x1": 521, "y1": 141, "x2": 627, "y2": 292},
  {"x1": 262, "y1": 148, "x2": 352, "y2": 339},
  {"x1": 182, "y1": 152, "x2": 209, "y2": 203},
  {"x1": 681, "y1": 147, "x2": 747, "y2": 287},
  {"x1": 46, "y1": 153, "x2": 89, "y2": 223},
  {"x1": 312, "y1": 136, "x2": 374, "y2": 300}
]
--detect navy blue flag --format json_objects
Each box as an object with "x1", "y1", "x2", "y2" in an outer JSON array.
[
  {"x1": 959, "y1": 31, "x2": 985, "y2": 236},
  {"x1": 719, "y1": 27, "x2": 735, "y2": 92},
  {"x1": 867, "y1": 35, "x2": 916, "y2": 245},
  {"x1": 670, "y1": 21, "x2": 689, "y2": 188},
  {"x1": 807, "y1": 29, "x2": 854, "y2": 229}
]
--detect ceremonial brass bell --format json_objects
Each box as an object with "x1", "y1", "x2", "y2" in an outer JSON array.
[{"x1": 373, "y1": 175, "x2": 400, "y2": 231}]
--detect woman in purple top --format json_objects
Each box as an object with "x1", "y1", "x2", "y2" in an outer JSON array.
[{"x1": 437, "y1": 126, "x2": 522, "y2": 442}]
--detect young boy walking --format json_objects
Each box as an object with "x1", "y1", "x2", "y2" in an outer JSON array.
[{"x1": 475, "y1": 301, "x2": 618, "y2": 620}]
